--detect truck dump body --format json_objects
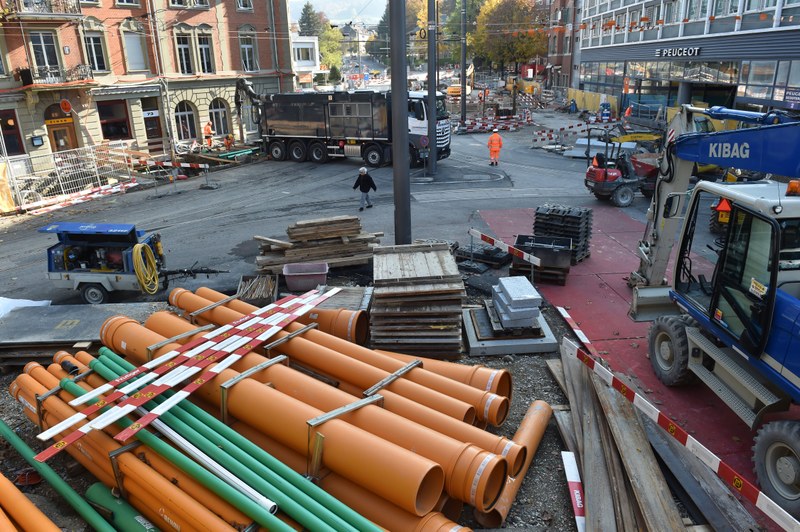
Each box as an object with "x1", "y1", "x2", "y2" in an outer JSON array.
[{"x1": 264, "y1": 92, "x2": 389, "y2": 141}]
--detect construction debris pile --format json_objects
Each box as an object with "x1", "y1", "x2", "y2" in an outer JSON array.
[
  {"x1": 370, "y1": 243, "x2": 466, "y2": 358},
  {"x1": 254, "y1": 215, "x2": 383, "y2": 273},
  {"x1": 533, "y1": 204, "x2": 592, "y2": 265},
  {"x1": 6, "y1": 285, "x2": 553, "y2": 531},
  {"x1": 551, "y1": 338, "x2": 760, "y2": 531}
]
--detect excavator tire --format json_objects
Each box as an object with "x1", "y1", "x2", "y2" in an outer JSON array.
[
  {"x1": 648, "y1": 315, "x2": 697, "y2": 386},
  {"x1": 754, "y1": 421, "x2": 800, "y2": 517}
]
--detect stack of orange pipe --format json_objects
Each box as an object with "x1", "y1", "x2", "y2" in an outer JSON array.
[
  {"x1": 8, "y1": 360, "x2": 256, "y2": 531},
  {"x1": 94, "y1": 285, "x2": 553, "y2": 526},
  {"x1": 101, "y1": 313, "x2": 504, "y2": 514}
]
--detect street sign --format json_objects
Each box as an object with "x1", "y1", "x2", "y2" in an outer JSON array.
[
  {"x1": 420, "y1": 135, "x2": 429, "y2": 147},
  {"x1": 363, "y1": 73, "x2": 370, "y2": 82},
  {"x1": 60, "y1": 99, "x2": 72, "y2": 114}
]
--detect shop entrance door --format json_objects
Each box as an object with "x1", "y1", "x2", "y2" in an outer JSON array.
[{"x1": 47, "y1": 125, "x2": 77, "y2": 152}]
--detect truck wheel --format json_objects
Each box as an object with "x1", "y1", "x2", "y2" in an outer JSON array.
[
  {"x1": 364, "y1": 145, "x2": 384, "y2": 167},
  {"x1": 308, "y1": 142, "x2": 328, "y2": 163},
  {"x1": 81, "y1": 283, "x2": 109, "y2": 305},
  {"x1": 648, "y1": 315, "x2": 696, "y2": 386},
  {"x1": 611, "y1": 185, "x2": 635, "y2": 207},
  {"x1": 288, "y1": 141, "x2": 307, "y2": 162},
  {"x1": 268, "y1": 141, "x2": 286, "y2": 161},
  {"x1": 754, "y1": 421, "x2": 800, "y2": 517}
]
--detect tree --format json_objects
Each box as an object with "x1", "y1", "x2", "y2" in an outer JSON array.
[
  {"x1": 473, "y1": 0, "x2": 548, "y2": 75},
  {"x1": 318, "y1": 18, "x2": 343, "y2": 73},
  {"x1": 329, "y1": 65, "x2": 341, "y2": 83},
  {"x1": 298, "y1": 2, "x2": 325, "y2": 37},
  {"x1": 365, "y1": 0, "x2": 431, "y2": 65},
  {"x1": 441, "y1": 0, "x2": 486, "y2": 62}
]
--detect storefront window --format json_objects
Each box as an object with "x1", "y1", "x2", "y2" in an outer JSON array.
[
  {"x1": 97, "y1": 100, "x2": 131, "y2": 140},
  {"x1": 0, "y1": 110, "x2": 24, "y2": 155},
  {"x1": 788, "y1": 61, "x2": 800, "y2": 88},
  {"x1": 747, "y1": 61, "x2": 776, "y2": 85}
]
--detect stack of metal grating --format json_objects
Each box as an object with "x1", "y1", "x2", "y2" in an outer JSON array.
[{"x1": 532, "y1": 204, "x2": 593, "y2": 265}]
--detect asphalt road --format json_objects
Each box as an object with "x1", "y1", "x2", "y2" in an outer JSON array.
[{"x1": 0, "y1": 125, "x2": 652, "y2": 305}]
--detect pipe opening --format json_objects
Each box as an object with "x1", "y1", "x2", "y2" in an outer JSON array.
[
  {"x1": 415, "y1": 465, "x2": 446, "y2": 517},
  {"x1": 474, "y1": 455, "x2": 507, "y2": 513},
  {"x1": 505, "y1": 443, "x2": 526, "y2": 478}
]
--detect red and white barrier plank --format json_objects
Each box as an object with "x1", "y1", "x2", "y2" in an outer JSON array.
[
  {"x1": 561, "y1": 451, "x2": 586, "y2": 532},
  {"x1": 468, "y1": 228, "x2": 541, "y2": 267},
  {"x1": 35, "y1": 289, "x2": 339, "y2": 461},
  {"x1": 135, "y1": 159, "x2": 209, "y2": 169},
  {"x1": 557, "y1": 307, "x2": 799, "y2": 531}
]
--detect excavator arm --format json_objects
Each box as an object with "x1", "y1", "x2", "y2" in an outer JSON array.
[
  {"x1": 234, "y1": 78, "x2": 265, "y2": 140},
  {"x1": 628, "y1": 105, "x2": 800, "y2": 320}
]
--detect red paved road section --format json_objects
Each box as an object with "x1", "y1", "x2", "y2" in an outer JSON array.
[{"x1": 478, "y1": 203, "x2": 785, "y2": 529}]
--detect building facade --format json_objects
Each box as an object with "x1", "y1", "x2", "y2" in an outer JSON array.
[
  {"x1": 291, "y1": 34, "x2": 320, "y2": 88},
  {"x1": 0, "y1": 0, "x2": 293, "y2": 160},
  {"x1": 577, "y1": 0, "x2": 800, "y2": 112}
]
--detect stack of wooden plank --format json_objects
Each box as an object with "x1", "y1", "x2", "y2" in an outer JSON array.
[
  {"x1": 370, "y1": 243, "x2": 465, "y2": 359},
  {"x1": 548, "y1": 338, "x2": 759, "y2": 531},
  {"x1": 254, "y1": 216, "x2": 383, "y2": 273}
]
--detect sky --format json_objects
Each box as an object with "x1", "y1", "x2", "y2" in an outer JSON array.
[{"x1": 287, "y1": 0, "x2": 386, "y2": 25}]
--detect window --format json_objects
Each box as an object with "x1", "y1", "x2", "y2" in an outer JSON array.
[
  {"x1": 195, "y1": 0, "x2": 209, "y2": 6},
  {"x1": 237, "y1": 0, "x2": 252, "y2": 9},
  {"x1": 84, "y1": 33, "x2": 107, "y2": 71},
  {"x1": 170, "y1": 0, "x2": 187, "y2": 6},
  {"x1": 745, "y1": 0, "x2": 777, "y2": 10},
  {"x1": 564, "y1": 35, "x2": 571, "y2": 54},
  {"x1": 713, "y1": 0, "x2": 735, "y2": 16},
  {"x1": 117, "y1": 0, "x2": 138, "y2": 5},
  {"x1": 0, "y1": 110, "x2": 24, "y2": 156},
  {"x1": 121, "y1": 21, "x2": 149, "y2": 71},
  {"x1": 30, "y1": 32, "x2": 60, "y2": 74},
  {"x1": 175, "y1": 101, "x2": 197, "y2": 141},
  {"x1": 97, "y1": 100, "x2": 131, "y2": 140},
  {"x1": 198, "y1": 34, "x2": 213, "y2": 73},
  {"x1": 209, "y1": 99, "x2": 229, "y2": 136},
  {"x1": 294, "y1": 47, "x2": 312, "y2": 62},
  {"x1": 176, "y1": 35, "x2": 193, "y2": 74},
  {"x1": 239, "y1": 30, "x2": 258, "y2": 72}
]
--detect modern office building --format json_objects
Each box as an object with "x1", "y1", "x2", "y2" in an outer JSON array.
[
  {"x1": 0, "y1": 0, "x2": 293, "y2": 159},
  {"x1": 576, "y1": 0, "x2": 800, "y2": 112}
]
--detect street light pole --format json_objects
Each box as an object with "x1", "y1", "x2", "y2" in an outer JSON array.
[
  {"x1": 391, "y1": 0, "x2": 411, "y2": 244},
  {"x1": 460, "y1": 0, "x2": 467, "y2": 129},
  {"x1": 426, "y1": 0, "x2": 437, "y2": 174}
]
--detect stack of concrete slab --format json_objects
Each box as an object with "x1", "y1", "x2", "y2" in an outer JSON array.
[
  {"x1": 492, "y1": 276, "x2": 542, "y2": 329},
  {"x1": 462, "y1": 276, "x2": 557, "y2": 356}
]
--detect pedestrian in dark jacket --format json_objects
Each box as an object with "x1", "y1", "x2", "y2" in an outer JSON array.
[{"x1": 353, "y1": 167, "x2": 376, "y2": 211}]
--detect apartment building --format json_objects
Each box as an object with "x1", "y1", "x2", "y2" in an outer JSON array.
[
  {"x1": 0, "y1": 0, "x2": 293, "y2": 159},
  {"x1": 577, "y1": 0, "x2": 800, "y2": 112},
  {"x1": 549, "y1": 0, "x2": 578, "y2": 88}
]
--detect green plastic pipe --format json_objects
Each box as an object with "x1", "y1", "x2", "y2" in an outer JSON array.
[
  {"x1": 97, "y1": 348, "x2": 379, "y2": 532},
  {"x1": 0, "y1": 419, "x2": 116, "y2": 532},
  {"x1": 92, "y1": 355, "x2": 342, "y2": 532},
  {"x1": 84, "y1": 483, "x2": 158, "y2": 532},
  {"x1": 57, "y1": 378, "x2": 292, "y2": 532}
]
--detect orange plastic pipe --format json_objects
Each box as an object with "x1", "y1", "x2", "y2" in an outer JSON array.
[
  {"x1": 175, "y1": 288, "x2": 508, "y2": 425},
  {"x1": 193, "y1": 287, "x2": 508, "y2": 425},
  {"x1": 0, "y1": 464, "x2": 60, "y2": 532},
  {"x1": 14, "y1": 368, "x2": 239, "y2": 531},
  {"x1": 232, "y1": 421, "x2": 468, "y2": 532},
  {"x1": 140, "y1": 292, "x2": 477, "y2": 424},
  {"x1": 0, "y1": 507, "x2": 17, "y2": 530},
  {"x1": 51, "y1": 354, "x2": 257, "y2": 529},
  {"x1": 375, "y1": 349, "x2": 512, "y2": 400},
  {"x1": 142, "y1": 310, "x2": 525, "y2": 477},
  {"x1": 473, "y1": 400, "x2": 553, "y2": 528}
]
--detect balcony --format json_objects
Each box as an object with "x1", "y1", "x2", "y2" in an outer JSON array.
[
  {"x1": 6, "y1": 0, "x2": 82, "y2": 19},
  {"x1": 18, "y1": 64, "x2": 94, "y2": 87}
]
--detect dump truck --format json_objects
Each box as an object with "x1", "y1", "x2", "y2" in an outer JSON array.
[{"x1": 235, "y1": 79, "x2": 451, "y2": 167}]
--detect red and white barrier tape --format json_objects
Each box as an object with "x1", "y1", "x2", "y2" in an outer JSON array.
[
  {"x1": 135, "y1": 159, "x2": 210, "y2": 169},
  {"x1": 561, "y1": 451, "x2": 586, "y2": 532},
  {"x1": 556, "y1": 307, "x2": 799, "y2": 531},
  {"x1": 533, "y1": 120, "x2": 618, "y2": 138},
  {"x1": 467, "y1": 228, "x2": 541, "y2": 267},
  {"x1": 27, "y1": 183, "x2": 139, "y2": 216}
]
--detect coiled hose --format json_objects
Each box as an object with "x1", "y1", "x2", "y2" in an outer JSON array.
[{"x1": 133, "y1": 243, "x2": 159, "y2": 295}]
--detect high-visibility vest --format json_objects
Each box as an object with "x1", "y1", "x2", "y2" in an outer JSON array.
[
  {"x1": 488, "y1": 133, "x2": 502, "y2": 149},
  {"x1": 204, "y1": 123, "x2": 213, "y2": 136}
]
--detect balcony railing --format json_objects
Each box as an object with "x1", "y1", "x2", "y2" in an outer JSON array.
[
  {"x1": 12, "y1": 0, "x2": 81, "y2": 16},
  {"x1": 22, "y1": 64, "x2": 93, "y2": 85}
]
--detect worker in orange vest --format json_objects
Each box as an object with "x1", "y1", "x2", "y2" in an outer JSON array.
[
  {"x1": 487, "y1": 128, "x2": 503, "y2": 166},
  {"x1": 203, "y1": 121, "x2": 214, "y2": 147}
]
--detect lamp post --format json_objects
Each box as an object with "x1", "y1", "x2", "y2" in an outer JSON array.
[
  {"x1": 390, "y1": 0, "x2": 411, "y2": 244},
  {"x1": 426, "y1": 0, "x2": 437, "y2": 174}
]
